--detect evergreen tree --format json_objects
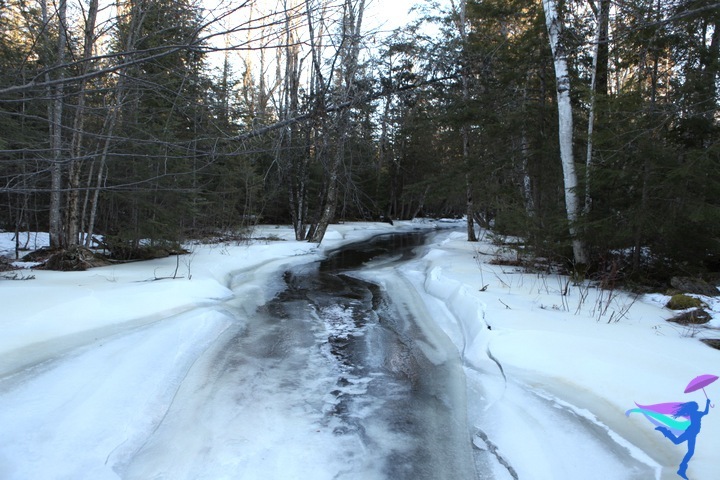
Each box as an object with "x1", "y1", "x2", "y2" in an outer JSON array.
[{"x1": 103, "y1": 0, "x2": 209, "y2": 248}]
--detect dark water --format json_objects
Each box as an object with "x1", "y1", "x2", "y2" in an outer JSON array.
[{"x1": 319, "y1": 232, "x2": 428, "y2": 272}]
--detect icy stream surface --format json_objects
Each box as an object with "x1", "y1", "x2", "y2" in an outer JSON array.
[{"x1": 119, "y1": 233, "x2": 477, "y2": 479}]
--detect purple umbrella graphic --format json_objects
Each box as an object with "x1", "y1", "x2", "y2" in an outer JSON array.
[{"x1": 684, "y1": 374, "x2": 717, "y2": 408}]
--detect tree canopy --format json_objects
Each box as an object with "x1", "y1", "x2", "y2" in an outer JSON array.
[{"x1": 0, "y1": 0, "x2": 718, "y2": 280}]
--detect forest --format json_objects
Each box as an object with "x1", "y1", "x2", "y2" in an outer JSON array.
[{"x1": 0, "y1": 0, "x2": 718, "y2": 282}]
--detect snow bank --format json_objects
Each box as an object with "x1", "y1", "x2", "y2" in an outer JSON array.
[{"x1": 408, "y1": 230, "x2": 720, "y2": 480}]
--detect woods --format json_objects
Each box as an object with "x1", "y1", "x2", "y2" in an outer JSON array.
[{"x1": 0, "y1": 0, "x2": 718, "y2": 279}]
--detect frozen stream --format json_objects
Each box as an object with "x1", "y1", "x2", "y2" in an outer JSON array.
[
  {"x1": 0, "y1": 229, "x2": 664, "y2": 479},
  {"x1": 121, "y1": 232, "x2": 477, "y2": 479}
]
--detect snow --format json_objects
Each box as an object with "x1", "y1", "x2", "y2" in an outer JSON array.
[{"x1": 1, "y1": 221, "x2": 719, "y2": 479}]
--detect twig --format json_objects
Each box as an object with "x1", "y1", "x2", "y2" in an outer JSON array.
[{"x1": 172, "y1": 253, "x2": 180, "y2": 279}]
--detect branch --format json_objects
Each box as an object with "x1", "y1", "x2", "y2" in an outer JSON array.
[
  {"x1": 232, "y1": 75, "x2": 456, "y2": 141},
  {"x1": 0, "y1": 1, "x2": 307, "y2": 98}
]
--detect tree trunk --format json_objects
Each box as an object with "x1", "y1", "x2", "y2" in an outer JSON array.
[
  {"x1": 66, "y1": 0, "x2": 99, "y2": 247},
  {"x1": 520, "y1": 130, "x2": 535, "y2": 215},
  {"x1": 46, "y1": 0, "x2": 68, "y2": 248},
  {"x1": 377, "y1": 79, "x2": 392, "y2": 207},
  {"x1": 85, "y1": 0, "x2": 144, "y2": 245},
  {"x1": 453, "y1": 0, "x2": 477, "y2": 241},
  {"x1": 584, "y1": 0, "x2": 609, "y2": 214},
  {"x1": 280, "y1": 0, "x2": 308, "y2": 240},
  {"x1": 595, "y1": 0, "x2": 609, "y2": 97},
  {"x1": 542, "y1": 0, "x2": 587, "y2": 265}
]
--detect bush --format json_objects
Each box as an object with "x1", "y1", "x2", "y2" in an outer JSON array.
[
  {"x1": 669, "y1": 309, "x2": 711, "y2": 325},
  {"x1": 665, "y1": 294, "x2": 703, "y2": 310}
]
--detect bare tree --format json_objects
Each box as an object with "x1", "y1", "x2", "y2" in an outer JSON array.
[
  {"x1": 309, "y1": 0, "x2": 366, "y2": 243},
  {"x1": 83, "y1": 0, "x2": 147, "y2": 246},
  {"x1": 278, "y1": 0, "x2": 308, "y2": 240},
  {"x1": 66, "y1": 0, "x2": 99, "y2": 247},
  {"x1": 41, "y1": 0, "x2": 68, "y2": 248}
]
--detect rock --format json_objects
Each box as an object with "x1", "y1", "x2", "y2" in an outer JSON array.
[{"x1": 670, "y1": 277, "x2": 720, "y2": 296}]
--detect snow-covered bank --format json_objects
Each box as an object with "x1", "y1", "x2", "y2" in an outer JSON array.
[
  {"x1": 395, "y1": 230, "x2": 720, "y2": 480},
  {"x1": 1, "y1": 221, "x2": 719, "y2": 479}
]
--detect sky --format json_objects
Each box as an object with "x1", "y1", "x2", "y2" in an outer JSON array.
[
  {"x1": 364, "y1": 0, "x2": 423, "y2": 32},
  {"x1": 1, "y1": 221, "x2": 719, "y2": 479},
  {"x1": 198, "y1": 0, "x2": 429, "y2": 73}
]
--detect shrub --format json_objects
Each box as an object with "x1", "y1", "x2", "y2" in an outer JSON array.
[{"x1": 665, "y1": 294, "x2": 703, "y2": 310}]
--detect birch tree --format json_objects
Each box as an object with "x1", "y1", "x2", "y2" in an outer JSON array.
[{"x1": 542, "y1": 0, "x2": 587, "y2": 265}]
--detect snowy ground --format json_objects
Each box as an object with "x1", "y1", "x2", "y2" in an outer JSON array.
[{"x1": 1, "y1": 221, "x2": 718, "y2": 479}]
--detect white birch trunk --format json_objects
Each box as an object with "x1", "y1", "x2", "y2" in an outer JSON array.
[{"x1": 542, "y1": 0, "x2": 587, "y2": 265}]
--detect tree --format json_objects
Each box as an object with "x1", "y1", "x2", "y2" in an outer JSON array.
[
  {"x1": 450, "y1": 0, "x2": 478, "y2": 241},
  {"x1": 1, "y1": 0, "x2": 716, "y2": 277},
  {"x1": 66, "y1": 0, "x2": 100, "y2": 247},
  {"x1": 584, "y1": 0, "x2": 610, "y2": 213},
  {"x1": 44, "y1": 0, "x2": 68, "y2": 248},
  {"x1": 310, "y1": 0, "x2": 367, "y2": 243},
  {"x1": 103, "y1": 0, "x2": 209, "y2": 248},
  {"x1": 542, "y1": 0, "x2": 587, "y2": 265}
]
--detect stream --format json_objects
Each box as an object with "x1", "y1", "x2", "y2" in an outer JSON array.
[{"x1": 117, "y1": 231, "x2": 479, "y2": 479}]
